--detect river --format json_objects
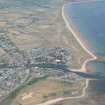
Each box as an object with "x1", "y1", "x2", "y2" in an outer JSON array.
[{"x1": 65, "y1": 0, "x2": 105, "y2": 92}]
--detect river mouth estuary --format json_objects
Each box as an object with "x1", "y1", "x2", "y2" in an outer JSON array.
[
  {"x1": 66, "y1": 0, "x2": 105, "y2": 92},
  {"x1": 0, "y1": 0, "x2": 105, "y2": 105}
]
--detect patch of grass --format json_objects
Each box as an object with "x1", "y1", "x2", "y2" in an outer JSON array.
[
  {"x1": 11, "y1": 79, "x2": 84, "y2": 105},
  {"x1": 0, "y1": 77, "x2": 46, "y2": 105}
]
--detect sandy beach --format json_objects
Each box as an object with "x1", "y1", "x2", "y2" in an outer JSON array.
[
  {"x1": 62, "y1": 5, "x2": 97, "y2": 71},
  {"x1": 36, "y1": 3, "x2": 98, "y2": 105}
]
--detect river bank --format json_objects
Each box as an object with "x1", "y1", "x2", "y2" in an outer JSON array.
[{"x1": 36, "y1": 2, "x2": 98, "y2": 105}]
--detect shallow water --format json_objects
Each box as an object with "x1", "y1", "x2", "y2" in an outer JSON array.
[{"x1": 66, "y1": 1, "x2": 105, "y2": 92}]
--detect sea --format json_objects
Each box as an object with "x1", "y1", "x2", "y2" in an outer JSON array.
[{"x1": 65, "y1": 0, "x2": 105, "y2": 92}]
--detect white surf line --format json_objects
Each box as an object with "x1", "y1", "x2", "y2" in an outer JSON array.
[
  {"x1": 62, "y1": 5, "x2": 97, "y2": 66},
  {"x1": 37, "y1": 3, "x2": 98, "y2": 105},
  {"x1": 62, "y1": 3, "x2": 97, "y2": 72}
]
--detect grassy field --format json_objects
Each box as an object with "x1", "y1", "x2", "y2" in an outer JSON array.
[
  {"x1": 11, "y1": 78, "x2": 85, "y2": 105},
  {"x1": 0, "y1": 77, "x2": 46, "y2": 105}
]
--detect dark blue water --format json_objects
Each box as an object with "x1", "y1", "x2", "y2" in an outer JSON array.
[
  {"x1": 65, "y1": 1, "x2": 105, "y2": 92},
  {"x1": 66, "y1": 1, "x2": 105, "y2": 56}
]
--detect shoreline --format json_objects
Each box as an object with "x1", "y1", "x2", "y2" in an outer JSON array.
[
  {"x1": 37, "y1": 3, "x2": 98, "y2": 105},
  {"x1": 62, "y1": 5, "x2": 97, "y2": 72}
]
